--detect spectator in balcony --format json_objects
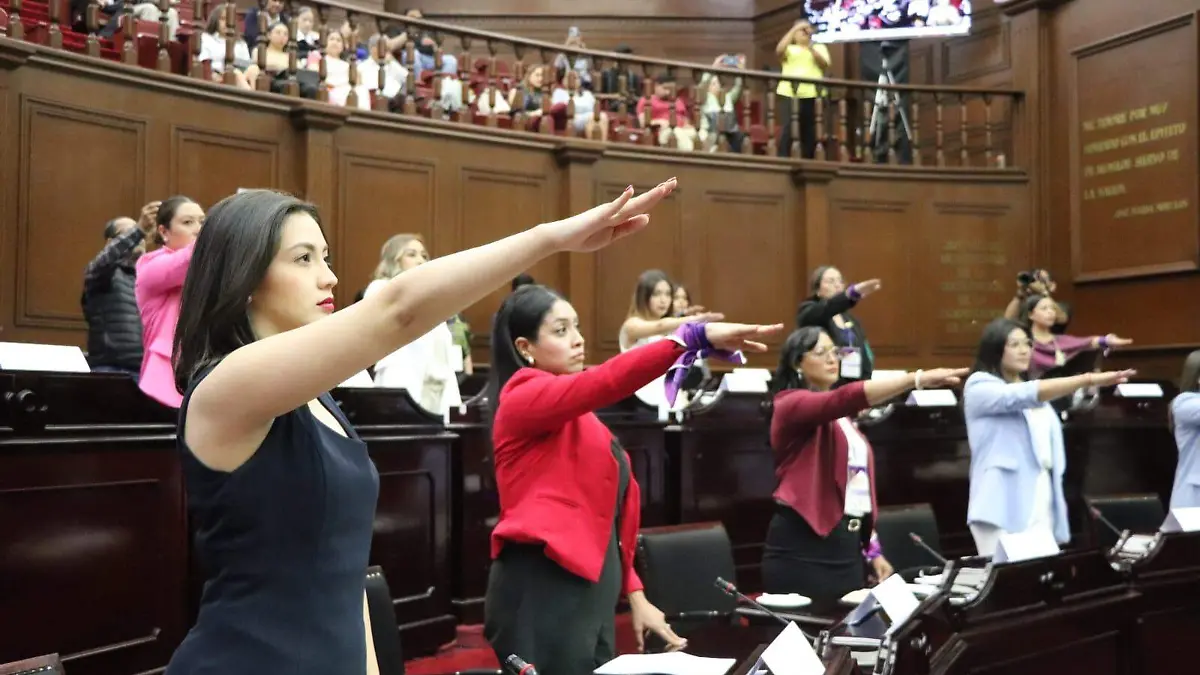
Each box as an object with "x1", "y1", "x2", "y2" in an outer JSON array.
[
  {"x1": 358, "y1": 34, "x2": 409, "y2": 105},
  {"x1": 553, "y1": 25, "x2": 592, "y2": 89},
  {"x1": 244, "y1": 21, "x2": 291, "y2": 89},
  {"x1": 198, "y1": 6, "x2": 253, "y2": 90},
  {"x1": 294, "y1": 6, "x2": 320, "y2": 61},
  {"x1": 553, "y1": 67, "x2": 609, "y2": 141},
  {"x1": 698, "y1": 53, "x2": 746, "y2": 153},
  {"x1": 392, "y1": 8, "x2": 459, "y2": 81},
  {"x1": 600, "y1": 45, "x2": 642, "y2": 103},
  {"x1": 309, "y1": 31, "x2": 371, "y2": 111},
  {"x1": 135, "y1": 196, "x2": 205, "y2": 408},
  {"x1": 81, "y1": 202, "x2": 158, "y2": 378},
  {"x1": 83, "y1": 0, "x2": 179, "y2": 40},
  {"x1": 776, "y1": 19, "x2": 829, "y2": 159},
  {"x1": 635, "y1": 77, "x2": 697, "y2": 151},
  {"x1": 243, "y1": 0, "x2": 287, "y2": 49}
]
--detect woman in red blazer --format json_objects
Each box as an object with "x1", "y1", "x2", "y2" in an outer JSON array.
[
  {"x1": 762, "y1": 326, "x2": 966, "y2": 608},
  {"x1": 485, "y1": 284, "x2": 780, "y2": 674}
]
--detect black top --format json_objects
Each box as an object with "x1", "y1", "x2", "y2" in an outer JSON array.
[
  {"x1": 796, "y1": 292, "x2": 874, "y2": 383},
  {"x1": 166, "y1": 370, "x2": 380, "y2": 675},
  {"x1": 81, "y1": 229, "x2": 144, "y2": 371}
]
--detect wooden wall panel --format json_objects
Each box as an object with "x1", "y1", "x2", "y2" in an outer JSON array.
[
  {"x1": 172, "y1": 127, "x2": 281, "y2": 207},
  {"x1": 695, "y1": 190, "x2": 791, "y2": 326}
]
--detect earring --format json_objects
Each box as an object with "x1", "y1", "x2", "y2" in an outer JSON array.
[{"x1": 523, "y1": 353, "x2": 534, "y2": 365}]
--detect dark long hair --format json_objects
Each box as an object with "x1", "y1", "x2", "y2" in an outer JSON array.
[
  {"x1": 172, "y1": 190, "x2": 320, "y2": 394},
  {"x1": 487, "y1": 284, "x2": 565, "y2": 414},
  {"x1": 972, "y1": 317, "x2": 1028, "y2": 379},
  {"x1": 1019, "y1": 293, "x2": 1051, "y2": 327},
  {"x1": 769, "y1": 327, "x2": 824, "y2": 394},
  {"x1": 809, "y1": 265, "x2": 835, "y2": 297},
  {"x1": 626, "y1": 269, "x2": 673, "y2": 320}
]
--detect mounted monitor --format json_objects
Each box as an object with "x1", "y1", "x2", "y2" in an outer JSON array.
[{"x1": 803, "y1": 0, "x2": 972, "y2": 43}]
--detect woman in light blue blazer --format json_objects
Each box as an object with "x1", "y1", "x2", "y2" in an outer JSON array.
[
  {"x1": 1170, "y1": 351, "x2": 1200, "y2": 509},
  {"x1": 963, "y1": 318, "x2": 1135, "y2": 556}
]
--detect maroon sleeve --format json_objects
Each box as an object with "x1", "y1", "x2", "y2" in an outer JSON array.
[
  {"x1": 496, "y1": 339, "x2": 683, "y2": 439},
  {"x1": 771, "y1": 381, "x2": 869, "y2": 446}
]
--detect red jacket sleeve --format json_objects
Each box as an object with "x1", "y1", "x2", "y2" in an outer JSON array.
[
  {"x1": 771, "y1": 381, "x2": 869, "y2": 448},
  {"x1": 620, "y1": 475, "x2": 644, "y2": 596},
  {"x1": 496, "y1": 339, "x2": 683, "y2": 439}
]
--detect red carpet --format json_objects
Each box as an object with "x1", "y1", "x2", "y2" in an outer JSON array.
[{"x1": 404, "y1": 614, "x2": 642, "y2": 674}]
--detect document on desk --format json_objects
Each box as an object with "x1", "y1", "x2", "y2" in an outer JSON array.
[{"x1": 594, "y1": 652, "x2": 736, "y2": 675}]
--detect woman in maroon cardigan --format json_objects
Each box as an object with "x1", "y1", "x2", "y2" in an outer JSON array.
[
  {"x1": 485, "y1": 284, "x2": 780, "y2": 674},
  {"x1": 762, "y1": 326, "x2": 967, "y2": 608}
]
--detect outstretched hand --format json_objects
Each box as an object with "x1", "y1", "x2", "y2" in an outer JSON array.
[
  {"x1": 919, "y1": 367, "x2": 970, "y2": 388},
  {"x1": 704, "y1": 322, "x2": 785, "y2": 353},
  {"x1": 542, "y1": 178, "x2": 677, "y2": 253},
  {"x1": 1089, "y1": 369, "x2": 1137, "y2": 387}
]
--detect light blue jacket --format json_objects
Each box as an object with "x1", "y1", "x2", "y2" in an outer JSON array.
[
  {"x1": 963, "y1": 372, "x2": 1070, "y2": 543},
  {"x1": 1170, "y1": 392, "x2": 1200, "y2": 509}
]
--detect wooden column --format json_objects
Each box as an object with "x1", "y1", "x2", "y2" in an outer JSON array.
[
  {"x1": 554, "y1": 143, "x2": 603, "y2": 348},
  {"x1": 791, "y1": 165, "x2": 838, "y2": 301},
  {"x1": 289, "y1": 103, "x2": 350, "y2": 301}
]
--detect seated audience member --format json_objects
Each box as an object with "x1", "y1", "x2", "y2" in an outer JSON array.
[
  {"x1": 697, "y1": 54, "x2": 745, "y2": 153},
  {"x1": 91, "y1": 0, "x2": 180, "y2": 39},
  {"x1": 636, "y1": 77, "x2": 697, "y2": 151},
  {"x1": 796, "y1": 266, "x2": 880, "y2": 386},
  {"x1": 82, "y1": 202, "x2": 158, "y2": 378},
  {"x1": 1004, "y1": 268, "x2": 1069, "y2": 334},
  {"x1": 485, "y1": 281, "x2": 776, "y2": 670},
  {"x1": 1170, "y1": 351, "x2": 1200, "y2": 509},
  {"x1": 963, "y1": 318, "x2": 1134, "y2": 557},
  {"x1": 245, "y1": 21, "x2": 292, "y2": 91},
  {"x1": 552, "y1": 69, "x2": 609, "y2": 140},
  {"x1": 294, "y1": 6, "x2": 320, "y2": 60},
  {"x1": 506, "y1": 65, "x2": 553, "y2": 129},
  {"x1": 1019, "y1": 293, "x2": 1131, "y2": 379},
  {"x1": 600, "y1": 45, "x2": 642, "y2": 102},
  {"x1": 438, "y1": 57, "x2": 467, "y2": 115},
  {"x1": 671, "y1": 283, "x2": 705, "y2": 318},
  {"x1": 395, "y1": 8, "x2": 459, "y2": 79},
  {"x1": 763, "y1": 327, "x2": 966, "y2": 607},
  {"x1": 308, "y1": 32, "x2": 372, "y2": 110},
  {"x1": 357, "y1": 35, "x2": 409, "y2": 104},
  {"x1": 164, "y1": 180, "x2": 678, "y2": 675},
  {"x1": 198, "y1": 6, "x2": 253, "y2": 90},
  {"x1": 553, "y1": 26, "x2": 593, "y2": 88},
  {"x1": 243, "y1": 0, "x2": 287, "y2": 48},
  {"x1": 367, "y1": 234, "x2": 462, "y2": 415},
  {"x1": 474, "y1": 82, "x2": 514, "y2": 116},
  {"x1": 135, "y1": 196, "x2": 205, "y2": 408}
]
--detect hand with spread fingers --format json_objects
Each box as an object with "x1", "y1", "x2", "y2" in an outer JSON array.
[
  {"x1": 542, "y1": 179, "x2": 677, "y2": 253},
  {"x1": 704, "y1": 322, "x2": 786, "y2": 353}
]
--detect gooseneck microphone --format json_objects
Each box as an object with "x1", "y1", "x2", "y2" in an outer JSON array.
[
  {"x1": 909, "y1": 532, "x2": 948, "y2": 565},
  {"x1": 504, "y1": 654, "x2": 538, "y2": 675},
  {"x1": 714, "y1": 576, "x2": 790, "y2": 627},
  {"x1": 1089, "y1": 506, "x2": 1127, "y2": 539}
]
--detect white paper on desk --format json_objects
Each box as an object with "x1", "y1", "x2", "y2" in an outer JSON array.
[
  {"x1": 844, "y1": 574, "x2": 920, "y2": 635},
  {"x1": 0, "y1": 342, "x2": 90, "y2": 373},
  {"x1": 994, "y1": 528, "x2": 1060, "y2": 563},
  {"x1": 757, "y1": 621, "x2": 824, "y2": 675},
  {"x1": 594, "y1": 651, "x2": 736, "y2": 675},
  {"x1": 905, "y1": 389, "x2": 958, "y2": 407},
  {"x1": 1114, "y1": 383, "x2": 1163, "y2": 398},
  {"x1": 1160, "y1": 507, "x2": 1200, "y2": 533}
]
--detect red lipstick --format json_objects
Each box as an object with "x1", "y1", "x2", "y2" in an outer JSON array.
[{"x1": 318, "y1": 297, "x2": 335, "y2": 312}]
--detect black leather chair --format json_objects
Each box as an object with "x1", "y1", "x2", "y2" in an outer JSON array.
[
  {"x1": 635, "y1": 522, "x2": 739, "y2": 642},
  {"x1": 0, "y1": 654, "x2": 64, "y2": 675},
  {"x1": 364, "y1": 566, "x2": 501, "y2": 675},
  {"x1": 1085, "y1": 493, "x2": 1166, "y2": 551},
  {"x1": 874, "y1": 503, "x2": 944, "y2": 580}
]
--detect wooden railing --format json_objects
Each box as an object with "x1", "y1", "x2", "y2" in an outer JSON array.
[{"x1": 3, "y1": 0, "x2": 1023, "y2": 168}]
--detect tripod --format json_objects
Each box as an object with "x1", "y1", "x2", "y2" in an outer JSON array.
[{"x1": 866, "y1": 53, "x2": 913, "y2": 153}]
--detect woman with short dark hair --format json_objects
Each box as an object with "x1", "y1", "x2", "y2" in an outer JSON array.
[
  {"x1": 166, "y1": 179, "x2": 676, "y2": 675},
  {"x1": 762, "y1": 326, "x2": 966, "y2": 608},
  {"x1": 485, "y1": 283, "x2": 780, "y2": 673},
  {"x1": 964, "y1": 318, "x2": 1134, "y2": 557}
]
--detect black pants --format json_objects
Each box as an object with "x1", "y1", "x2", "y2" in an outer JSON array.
[
  {"x1": 777, "y1": 96, "x2": 817, "y2": 159},
  {"x1": 484, "y1": 544, "x2": 619, "y2": 675},
  {"x1": 761, "y1": 506, "x2": 870, "y2": 612}
]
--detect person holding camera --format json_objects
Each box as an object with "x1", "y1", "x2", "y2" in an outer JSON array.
[
  {"x1": 1004, "y1": 269, "x2": 1069, "y2": 334},
  {"x1": 698, "y1": 54, "x2": 746, "y2": 153},
  {"x1": 775, "y1": 19, "x2": 829, "y2": 159}
]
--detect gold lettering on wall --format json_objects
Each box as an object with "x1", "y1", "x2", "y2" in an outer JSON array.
[{"x1": 938, "y1": 240, "x2": 1006, "y2": 335}]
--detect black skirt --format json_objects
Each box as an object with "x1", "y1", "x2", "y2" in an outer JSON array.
[{"x1": 761, "y1": 504, "x2": 871, "y2": 611}]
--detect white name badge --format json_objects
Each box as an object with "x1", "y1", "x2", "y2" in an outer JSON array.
[{"x1": 841, "y1": 348, "x2": 862, "y2": 379}]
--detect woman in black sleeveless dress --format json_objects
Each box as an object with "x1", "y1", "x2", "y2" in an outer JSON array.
[{"x1": 165, "y1": 180, "x2": 677, "y2": 674}]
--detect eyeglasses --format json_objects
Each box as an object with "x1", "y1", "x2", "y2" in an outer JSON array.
[{"x1": 807, "y1": 347, "x2": 844, "y2": 361}]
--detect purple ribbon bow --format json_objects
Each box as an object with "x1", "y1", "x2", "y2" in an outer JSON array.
[{"x1": 664, "y1": 322, "x2": 745, "y2": 406}]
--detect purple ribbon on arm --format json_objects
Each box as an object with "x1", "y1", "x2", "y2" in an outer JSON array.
[{"x1": 663, "y1": 322, "x2": 745, "y2": 406}]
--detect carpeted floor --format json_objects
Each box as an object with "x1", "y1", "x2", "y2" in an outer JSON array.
[{"x1": 404, "y1": 614, "x2": 641, "y2": 674}]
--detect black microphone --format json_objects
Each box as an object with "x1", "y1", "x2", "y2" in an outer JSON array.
[
  {"x1": 714, "y1": 576, "x2": 790, "y2": 627},
  {"x1": 909, "y1": 532, "x2": 948, "y2": 565},
  {"x1": 1089, "y1": 506, "x2": 1128, "y2": 539},
  {"x1": 504, "y1": 654, "x2": 538, "y2": 675}
]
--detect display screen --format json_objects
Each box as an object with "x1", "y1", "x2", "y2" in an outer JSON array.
[{"x1": 803, "y1": 0, "x2": 972, "y2": 43}]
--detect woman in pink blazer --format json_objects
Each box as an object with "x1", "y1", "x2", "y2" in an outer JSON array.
[{"x1": 135, "y1": 196, "x2": 205, "y2": 407}]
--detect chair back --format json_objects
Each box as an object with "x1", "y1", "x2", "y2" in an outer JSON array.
[
  {"x1": 636, "y1": 521, "x2": 738, "y2": 621},
  {"x1": 874, "y1": 503, "x2": 943, "y2": 579},
  {"x1": 1086, "y1": 493, "x2": 1166, "y2": 550},
  {"x1": 365, "y1": 566, "x2": 406, "y2": 675}
]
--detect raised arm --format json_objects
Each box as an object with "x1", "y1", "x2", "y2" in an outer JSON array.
[
  {"x1": 497, "y1": 339, "x2": 683, "y2": 438},
  {"x1": 620, "y1": 312, "x2": 723, "y2": 344},
  {"x1": 189, "y1": 181, "x2": 677, "y2": 449},
  {"x1": 84, "y1": 229, "x2": 144, "y2": 291},
  {"x1": 136, "y1": 242, "x2": 195, "y2": 298},
  {"x1": 773, "y1": 382, "x2": 870, "y2": 442},
  {"x1": 795, "y1": 294, "x2": 854, "y2": 328}
]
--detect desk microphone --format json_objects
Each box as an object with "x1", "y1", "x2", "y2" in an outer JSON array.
[
  {"x1": 714, "y1": 577, "x2": 790, "y2": 627},
  {"x1": 909, "y1": 532, "x2": 948, "y2": 565},
  {"x1": 504, "y1": 654, "x2": 538, "y2": 675},
  {"x1": 1089, "y1": 506, "x2": 1129, "y2": 540}
]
